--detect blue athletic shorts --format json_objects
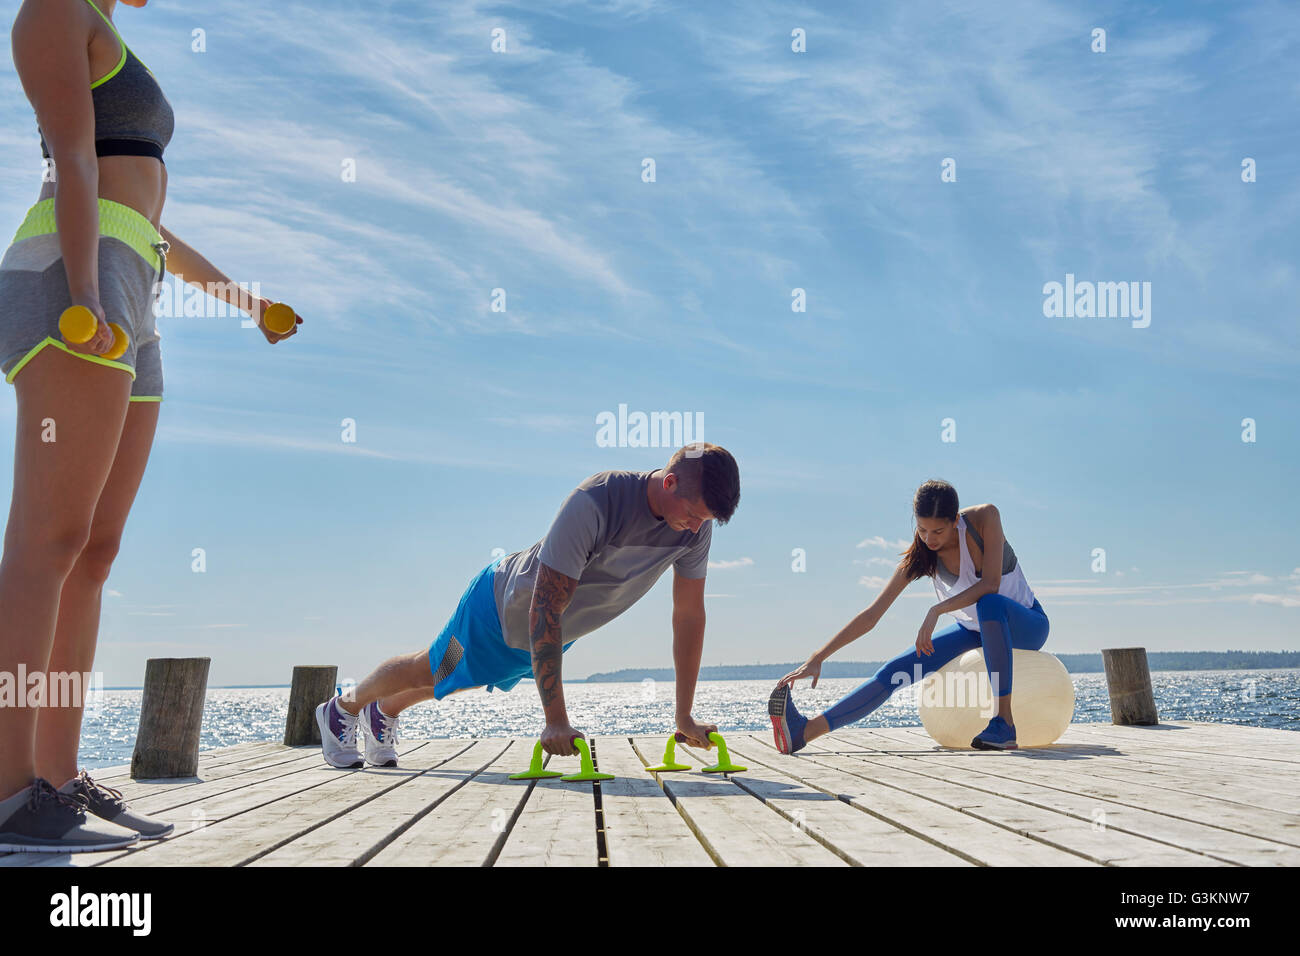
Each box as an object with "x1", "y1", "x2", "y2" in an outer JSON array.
[{"x1": 427, "y1": 559, "x2": 573, "y2": 699}]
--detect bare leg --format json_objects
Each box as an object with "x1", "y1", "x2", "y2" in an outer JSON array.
[
  {"x1": 804, "y1": 714, "x2": 830, "y2": 744},
  {"x1": 997, "y1": 694, "x2": 1015, "y2": 728},
  {"x1": 336, "y1": 650, "x2": 433, "y2": 716},
  {"x1": 377, "y1": 686, "x2": 443, "y2": 717},
  {"x1": 36, "y1": 402, "x2": 157, "y2": 786},
  {"x1": 0, "y1": 349, "x2": 130, "y2": 799}
]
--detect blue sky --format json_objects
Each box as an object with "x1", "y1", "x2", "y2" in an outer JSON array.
[{"x1": 0, "y1": 0, "x2": 1297, "y2": 687}]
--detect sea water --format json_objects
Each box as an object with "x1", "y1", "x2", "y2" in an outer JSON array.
[{"x1": 75, "y1": 669, "x2": 1299, "y2": 769}]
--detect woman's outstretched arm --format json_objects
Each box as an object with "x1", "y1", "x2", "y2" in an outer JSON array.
[
  {"x1": 158, "y1": 225, "x2": 298, "y2": 343},
  {"x1": 779, "y1": 559, "x2": 913, "y2": 687}
]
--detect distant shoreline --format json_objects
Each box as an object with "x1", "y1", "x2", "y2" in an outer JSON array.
[
  {"x1": 581, "y1": 651, "x2": 1300, "y2": 683},
  {"x1": 95, "y1": 651, "x2": 1300, "y2": 689}
]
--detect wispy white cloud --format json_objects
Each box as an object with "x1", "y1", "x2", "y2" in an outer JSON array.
[
  {"x1": 1033, "y1": 569, "x2": 1300, "y2": 608},
  {"x1": 708, "y1": 557, "x2": 754, "y2": 570},
  {"x1": 857, "y1": 535, "x2": 910, "y2": 551},
  {"x1": 1250, "y1": 594, "x2": 1300, "y2": 608}
]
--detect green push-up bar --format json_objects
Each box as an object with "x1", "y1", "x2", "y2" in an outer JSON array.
[
  {"x1": 509, "y1": 736, "x2": 614, "y2": 782},
  {"x1": 649, "y1": 731, "x2": 747, "y2": 773},
  {"x1": 700, "y1": 731, "x2": 746, "y2": 773},
  {"x1": 645, "y1": 734, "x2": 691, "y2": 772},
  {"x1": 561, "y1": 736, "x2": 614, "y2": 782},
  {"x1": 508, "y1": 740, "x2": 564, "y2": 780}
]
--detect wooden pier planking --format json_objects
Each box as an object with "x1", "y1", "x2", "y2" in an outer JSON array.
[
  {"x1": 93, "y1": 742, "x2": 286, "y2": 784},
  {"x1": 105, "y1": 740, "x2": 461, "y2": 867},
  {"x1": 249, "y1": 740, "x2": 500, "y2": 867},
  {"x1": 846, "y1": 726, "x2": 1300, "y2": 809},
  {"x1": 821, "y1": 726, "x2": 1300, "y2": 863},
  {"x1": 596, "y1": 736, "x2": 713, "y2": 867},
  {"x1": 756, "y1": 737, "x2": 1266, "y2": 865},
  {"x1": 108, "y1": 746, "x2": 333, "y2": 805},
  {"x1": 493, "y1": 763, "x2": 599, "y2": 866},
  {"x1": 1, "y1": 721, "x2": 1295, "y2": 867},
  {"x1": 849, "y1": 727, "x2": 1300, "y2": 849},
  {"x1": 627, "y1": 736, "x2": 847, "y2": 866},
  {"x1": 364, "y1": 740, "x2": 543, "y2": 866},
  {"x1": 673, "y1": 737, "x2": 976, "y2": 867},
  {"x1": 725, "y1": 736, "x2": 1099, "y2": 866},
  {"x1": 894, "y1": 722, "x2": 1300, "y2": 773}
]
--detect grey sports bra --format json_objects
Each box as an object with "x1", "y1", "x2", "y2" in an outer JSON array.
[
  {"x1": 36, "y1": 0, "x2": 174, "y2": 164},
  {"x1": 935, "y1": 513, "x2": 1018, "y2": 586}
]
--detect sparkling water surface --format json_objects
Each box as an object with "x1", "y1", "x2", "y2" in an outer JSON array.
[{"x1": 76, "y1": 669, "x2": 1299, "y2": 769}]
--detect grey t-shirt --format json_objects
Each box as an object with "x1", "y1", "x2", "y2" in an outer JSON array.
[{"x1": 493, "y1": 470, "x2": 711, "y2": 651}]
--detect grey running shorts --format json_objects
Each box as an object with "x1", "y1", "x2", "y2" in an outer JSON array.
[{"x1": 0, "y1": 197, "x2": 168, "y2": 401}]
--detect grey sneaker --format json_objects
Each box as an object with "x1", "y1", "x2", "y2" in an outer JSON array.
[
  {"x1": 315, "y1": 696, "x2": 363, "y2": 768},
  {"x1": 359, "y1": 700, "x2": 400, "y2": 767},
  {"x1": 60, "y1": 770, "x2": 174, "y2": 840},
  {"x1": 0, "y1": 778, "x2": 141, "y2": 853}
]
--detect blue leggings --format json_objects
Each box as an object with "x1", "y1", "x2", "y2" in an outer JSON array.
[{"x1": 822, "y1": 594, "x2": 1049, "y2": 732}]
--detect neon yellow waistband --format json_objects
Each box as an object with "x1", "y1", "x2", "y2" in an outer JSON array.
[{"x1": 13, "y1": 198, "x2": 164, "y2": 272}]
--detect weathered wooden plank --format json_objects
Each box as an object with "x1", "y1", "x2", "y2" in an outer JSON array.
[
  {"x1": 1053, "y1": 729, "x2": 1300, "y2": 780},
  {"x1": 856, "y1": 725, "x2": 1300, "y2": 807},
  {"x1": 676, "y1": 737, "x2": 973, "y2": 867},
  {"x1": 1059, "y1": 724, "x2": 1300, "y2": 773},
  {"x1": 738, "y1": 735, "x2": 1181, "y2": 865},
  {"x1": 494, "y1": 774, "x2": 598, "y2": 867},
  {"x1": 850, "y1": 724, "x2": 1300, "y2": 786},
  {"x1": 118, "y1": 752, "x2": 331, "y2": 811},
  {"x1": 101, "y1": 741, "x2": 462, "y2": 867},
  {"x1": 1018, "y1": 745, "x2": 1300, "y2": 811},
  {"x1": 0, "y1": 741, "x2": 430, "y2": 869},
  {"x1": 250, "y1": 740, "x2": 508, "y2": 866},
  {"x1": 12, "y1": 723, "x2": 1293, "y2": 868},
  {"x1": 736, "y1": 735, "x2": 1099, "y2": 866},
  {"x1": 110, "y1": 746, "x2": 323, "y2": 804},
  {"x1": 847, "y1": 725, "x2": 1300, "y2": 815},
  {"x1": 848, "y1": 746, "x2": 1296, "y2": 865},
  {"x1": 1080, "y1": 719, "x2": 1300, "y2": 745},
  {"x1": 93, "y1": 741, "x2": 288, "y2": 784},
  {"x1": 628, "y1": 737, "x2": 847, "y2": 867},
  {"x1": 366, "y1": 739, "x2": 544, "y2": 866},
  {"x1": 595, "y1": 737, "x2": 713, "y2": 867},
  {"x1": 830, "y1": 728, "x2": 1300, "y2": 848}
]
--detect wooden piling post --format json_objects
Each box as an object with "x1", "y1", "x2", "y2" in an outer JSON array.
[
  {"x1": 284, "y1": 665, "x2": 339, "y2": 745},
  {"x1": 131, "y1": 657, "x2": 210, "y2": 778},
  {"x1": 1101, "y1": 647, "x2": 1159, "y2": 725}
]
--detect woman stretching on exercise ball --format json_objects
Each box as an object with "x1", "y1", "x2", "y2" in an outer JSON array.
[{"x1": 769, "y1": 479, "x2": 1049, "y2": 753}]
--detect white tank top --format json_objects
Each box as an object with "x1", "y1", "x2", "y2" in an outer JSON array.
[{"x1": 932, "y1": 514, "x2": 1036, "y2": 627}]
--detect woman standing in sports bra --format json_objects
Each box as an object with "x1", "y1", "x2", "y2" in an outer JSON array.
[
  {"x1": 0, "y1": 0, "x2": 301, "y2": 853},
  {"x1": 769, "y1": 479, "x2": 1050, "y2": 754}
]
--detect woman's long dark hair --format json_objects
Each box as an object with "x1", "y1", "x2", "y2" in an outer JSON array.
[{"x1": 901, "y1": 480, "x2": 959, "y2": 581}]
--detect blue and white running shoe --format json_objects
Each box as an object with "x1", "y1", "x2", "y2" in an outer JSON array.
[
  {"x1": 971, "y1": 716, "x2": 1018, "y2": 750},
  {"x1": 768, "y1": 684, "x2": 808, "y2": 755},
  {"x1": 360, "y1": 700, "x2": 400, "y2": 768},
  {"x1": 315, "y1": 696, "x2": 363, "y2": 768}
]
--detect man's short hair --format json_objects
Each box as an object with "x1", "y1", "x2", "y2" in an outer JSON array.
[{"x1": 665, "y1": 443, "x2": 740, "y2": 524}]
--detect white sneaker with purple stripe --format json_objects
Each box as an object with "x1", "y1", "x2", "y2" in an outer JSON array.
[
  {"x1": 315, "y1": 696, "x2": 363, "y2": 769},
  {"x1": 360, "y1": 701, "x2": 399, "y2": 768}
]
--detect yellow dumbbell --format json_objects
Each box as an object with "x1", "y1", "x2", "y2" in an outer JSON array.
[
  {"x1": 59, "y1": 305, "x2": 129, "y2": 361},
  {"x1": 262, "y1": 302, "x2": 297, "y2": 335}
]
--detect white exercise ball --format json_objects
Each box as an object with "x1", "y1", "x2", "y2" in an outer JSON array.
[{"x1": 918, "y1": 649, "x2": 1075, "y2": 748}]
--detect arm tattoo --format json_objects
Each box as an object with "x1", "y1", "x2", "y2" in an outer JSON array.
[{"x1": 529, "y1": 563, "x2": 579, "y2": 710}]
